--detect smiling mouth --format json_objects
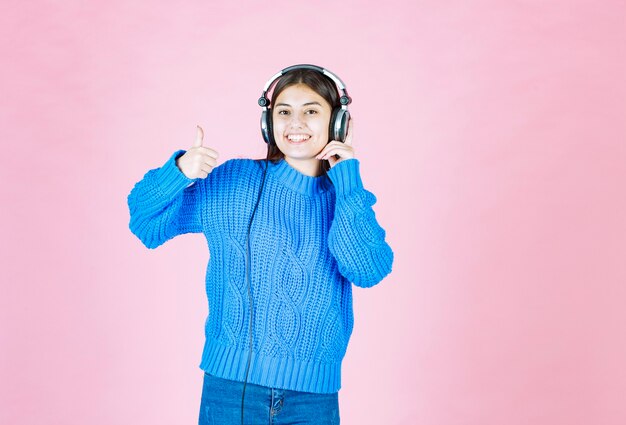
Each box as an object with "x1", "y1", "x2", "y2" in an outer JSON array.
[{"x1": 286, "y1": 134, "x2": 311, "y2": 144}]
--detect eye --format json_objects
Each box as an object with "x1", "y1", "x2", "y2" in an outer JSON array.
[
  {"x1": 305, "y1": 110, "x2": 318, "y2": 115},
  {"x1": 277, "y1": 110, "x2": 289, "y2": 115}
]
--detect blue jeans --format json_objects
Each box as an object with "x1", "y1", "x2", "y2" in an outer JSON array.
[{"x1": 198, "y1": 372, "x2": 340, "y2": 425}]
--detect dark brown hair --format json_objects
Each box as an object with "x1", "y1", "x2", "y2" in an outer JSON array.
[{"x1": 263, "y1": 68, "x2": 340, "y2": 175}]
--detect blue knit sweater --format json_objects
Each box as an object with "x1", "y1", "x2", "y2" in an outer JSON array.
[{"x1": 127, "y1": 150, "x2": 394, "y2": 393}]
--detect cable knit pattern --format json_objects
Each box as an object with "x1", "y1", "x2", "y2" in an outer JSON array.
[{"x1": 127, "y1": 150, "x2": 394, "y2": 393}]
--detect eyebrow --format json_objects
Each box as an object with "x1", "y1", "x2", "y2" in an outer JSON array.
[{"x1": 274, "y1": 102, "x2": 323, "y2": 107}]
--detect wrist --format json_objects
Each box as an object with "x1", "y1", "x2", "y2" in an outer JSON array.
[{"x1": 327, "y1": 158, "x2": 363, "y2": 194}]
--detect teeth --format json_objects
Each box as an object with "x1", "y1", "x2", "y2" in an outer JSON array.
[{"x1": 287, "y1": 134, "x2": 310, "y2": 142}]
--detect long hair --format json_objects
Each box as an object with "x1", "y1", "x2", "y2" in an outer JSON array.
[{"x1": 263, "y1": 68, "x2": 341, "y2": 176}]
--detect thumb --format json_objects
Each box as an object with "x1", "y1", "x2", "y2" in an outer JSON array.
[{"x1": 193, "y1": 125, "x2": 204, "y2": 148}]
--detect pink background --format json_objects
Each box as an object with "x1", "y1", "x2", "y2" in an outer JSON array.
[{"x1": 1, "y1": 1, "x2": 625, "y2": 424}]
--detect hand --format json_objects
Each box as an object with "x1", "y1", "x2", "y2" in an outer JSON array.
[
  {"x1": 176, "y1": 125, "x2": 219, "y2": 179},
  {"x1": 315, "y1": 118, "x2": 354, "y2": 168}
]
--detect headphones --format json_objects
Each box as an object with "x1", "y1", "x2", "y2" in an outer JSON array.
[{"x1": 258, "y1": 64, "x2": 352, "y2": 145}]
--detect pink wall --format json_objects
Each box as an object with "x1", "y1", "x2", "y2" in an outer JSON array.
[{"x1": 1, "y1": 1, "x2": 625, "y2": 424}]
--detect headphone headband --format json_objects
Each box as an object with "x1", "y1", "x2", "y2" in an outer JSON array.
[{"x1": 258, "y1": 64, "x2": 352, "y2": 108}]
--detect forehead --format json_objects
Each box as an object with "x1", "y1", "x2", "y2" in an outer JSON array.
[{"x1": 273, "y1": 83, "x2": 330, "y2": 108}]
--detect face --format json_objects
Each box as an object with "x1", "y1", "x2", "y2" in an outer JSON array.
[{"x1": 272, "y1": 83, "x2": 332, "y2": 174}]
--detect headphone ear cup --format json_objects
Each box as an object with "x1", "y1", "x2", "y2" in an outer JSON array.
[
  {"x1": 260, "y1": 109, "x2": 272, "y2": 144},
  {"x1": 330, "y1": 108, "x2": 350, "y2": 142},
  {"x1": 267, "y1": 110, "x2": 274, "y2": 145},
  {"x1": 329, "y1": 108, "x2": 339, "y2": 142}
]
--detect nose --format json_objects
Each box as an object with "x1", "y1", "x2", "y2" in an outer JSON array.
[{"x1": 288, "y1": 115, "x2": 304, "y2": 129}]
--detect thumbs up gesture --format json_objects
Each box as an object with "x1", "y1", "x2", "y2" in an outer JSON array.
[{"x1": 176, "y1": 125, "x2": 219, "y2": 179}]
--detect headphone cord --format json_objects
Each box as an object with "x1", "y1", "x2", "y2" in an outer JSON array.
[{"x1": 241, "y1": 153, "x2": 269, "y2": 425}]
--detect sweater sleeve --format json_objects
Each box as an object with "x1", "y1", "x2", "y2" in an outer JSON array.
[
  {"x1": 326, "y1": 159, "x2": 394, "y2": 288},
  {"x1": 127, "y1": 150, "x2": 204, "y2": 249}
]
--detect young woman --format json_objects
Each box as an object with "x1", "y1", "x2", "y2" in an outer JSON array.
[{"x1": 127, "y1": 65, "x2": 394, "y2": 425}]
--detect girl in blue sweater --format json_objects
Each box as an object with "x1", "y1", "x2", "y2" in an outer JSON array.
[{"x1": 127, "y1": 65, "x2": 393, "y2": 424}]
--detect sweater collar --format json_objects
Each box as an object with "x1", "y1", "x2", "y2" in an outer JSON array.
[{"x1": 267, "y1": 159, "x2": 332, "y2": 195}]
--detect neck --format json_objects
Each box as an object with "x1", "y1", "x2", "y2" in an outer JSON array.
[{"x1": 284, "y1": 157, "x2": 322, "y2": 177}]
